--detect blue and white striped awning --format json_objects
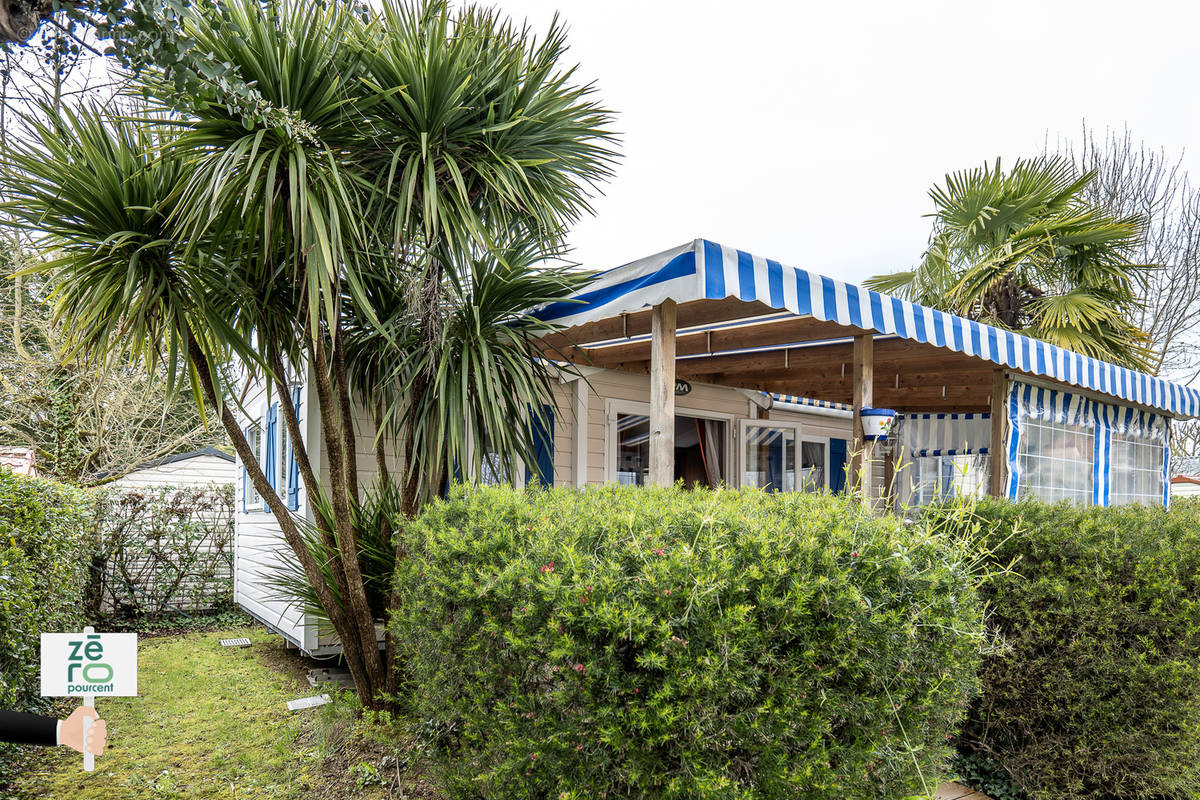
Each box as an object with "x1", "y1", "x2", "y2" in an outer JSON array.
[
  {"x1": 535, "y1": 239, "x2": 1200, "y2": 418},
  {"x1": 768, "y1": 394, "x2": 854, "y2": 412},
  {"x1": 898, "y1": 412, "x2": 991, "y2": 458}
]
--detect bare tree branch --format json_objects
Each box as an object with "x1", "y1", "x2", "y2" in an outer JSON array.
[{"x1": 1055, "y1": 124, "x2": 1200, "y2": 380}]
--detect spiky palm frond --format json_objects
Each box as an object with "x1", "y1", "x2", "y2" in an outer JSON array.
[
  {"x1": 351, "y1": 232, "x2": 584, "y2": 507},
  {"x1": 264, "y1": 481, "x2": 404, "y2": 624},
  {"x1": 866, "y1": 156, "x2": 1153, "y2": 370},
  {"x1": 356, "y1": 0, "x2": 618, "y2": 258},
  {"x1": 0, "y1": 103, "x2": 247, "y2": 398},
  {"x1": 158, "y1": 0, "x2": 373, "y2": 355}
]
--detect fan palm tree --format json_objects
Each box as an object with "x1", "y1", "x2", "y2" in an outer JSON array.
[
  {"x1": 2, "y1": 0, "x2": 616, "y2": 706},
  {"x1": 866, "y1": 157, "x2": 1153, "y2": 370}
]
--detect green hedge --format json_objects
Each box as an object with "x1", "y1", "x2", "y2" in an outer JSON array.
[
  {"x1": 392, "y1": 485, "x2": 984, "y2": 800},
  {"x1": 0, "y1": 471, "x2": 96, "y2": 711},
  {"x1": 924, "y1": 499, "x2": 1200, "y2": 800}
]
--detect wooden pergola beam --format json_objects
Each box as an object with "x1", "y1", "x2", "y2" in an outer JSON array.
[
  {"x1": 649, "y1": 301, "x2": 677, "y2": 487},
  {"x1": 850, "y1": 334, "x2": 875, "y2": 504},
  {"x1": 705, "y1": 367, "x2": 993, "y2": 392},
  {"x1": 540, "y1": 298, "x2": 777, "y2": 353}
]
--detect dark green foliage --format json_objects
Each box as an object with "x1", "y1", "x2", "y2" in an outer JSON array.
[
  {"x1": 951, "y1": 751, "x2": 1028, "y2": 800},
  {"x1": 0, "y1": 471, "x2": 95, "y2": 778},
  {"x1": 392, "y1": 485, "x2": 985, "y2": 800},
  {"x1": 0, "y1": 471, "x2": 96, "y2": 709},
  {"x1": 925, "y1": 498, "x2": 1200, "y2": 800}
]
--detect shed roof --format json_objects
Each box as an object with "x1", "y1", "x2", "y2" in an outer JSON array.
[
  {"x1": 536, "y1": 239, "x2": 1200, "y2": 417},
  {"x1": 97, "y1": 446, "x2": 235, "y2": 481}
]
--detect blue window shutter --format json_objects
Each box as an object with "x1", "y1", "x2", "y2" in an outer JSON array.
[
  {"x1": 766, "y1": 433, "x2": 782, "y2": 493},
  {"x1": 264, "y1": 403, "x2": 278, "y2": 512},
  {"x1": 829, "y1": 438, "x2": 848, "y2": 494},
  {"x1": 287, "y1": 387, "x2": 301, "y2": 511},
  {"x1": 526, "y1": 404, "x2": 555, "y2": 487},
  {"x1": 242, "y1": 425, "x2": 252, "y2": 514}
]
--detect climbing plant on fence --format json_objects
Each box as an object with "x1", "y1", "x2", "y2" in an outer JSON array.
[{"x1": 89, "y1": 484, "x2": 234, "y2": 616}]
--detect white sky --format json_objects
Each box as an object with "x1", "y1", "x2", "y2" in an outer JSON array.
[{"x1": 494, "y1": 0, "x2": 1200, "y2": 283}]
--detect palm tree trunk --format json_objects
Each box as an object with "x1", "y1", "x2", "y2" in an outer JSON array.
[
  {"x1": 309, "y1": 329, "x2": 387, "y2": 703},
  {"x1": 184, "y1": 332, "x2": 379, "y2": 702},
  {"x1": 332, "y1": 320, "x2": 359, "y2": 504}
]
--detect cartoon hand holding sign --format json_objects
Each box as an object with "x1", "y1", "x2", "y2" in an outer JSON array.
[{"x1": 39, "y1": 625, "x2": 137, "y2": 771}]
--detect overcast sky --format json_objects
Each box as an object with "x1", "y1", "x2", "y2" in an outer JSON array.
[{"x1": 491, "y1": 0, "x2": 1200, "y2": 283}]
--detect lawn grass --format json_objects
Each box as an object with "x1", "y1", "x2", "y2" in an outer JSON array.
[{"x1": 17, "y1": 625, "x2": 316, "y2": 799}]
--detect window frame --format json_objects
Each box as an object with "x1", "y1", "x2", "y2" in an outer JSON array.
[
  {"x1": 799, "y1": 436, "x2": 831, "y2": 492},
  {"x1": 737, "y1": 417, "x2": 803, "y2": 492},
  {"x1": 242, "y1": 415, "x2": 264, "y2": 514},
  {"x1": 604, "y1": 398, "x2": 734, "y2": 486}
]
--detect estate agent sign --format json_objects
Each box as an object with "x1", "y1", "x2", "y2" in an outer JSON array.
[{"x1": 41, "y1": 626, "x2": 137, "y2": 771}]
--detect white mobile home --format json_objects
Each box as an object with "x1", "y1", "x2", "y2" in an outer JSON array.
[{"x1": 234, "y1": 239, "x2": 1200, "y2": 653}]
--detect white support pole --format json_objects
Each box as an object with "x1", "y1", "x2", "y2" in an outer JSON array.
[
  {"x1": 649, "y1": 300, "x2": 677, "y2": 487},
  {"x1": 81, "y1": 625, "x2": 94, "y2": 772}
]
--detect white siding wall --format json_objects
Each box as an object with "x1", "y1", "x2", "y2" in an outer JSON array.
[
  {"x1": 103, "y1": 454, "x2": 237, "y2": 614},
  {"x1": 233, "y1": 374, "x2": 316, "y2": 650},
  {"x1": 112, "y1": 454, "x2": 236, "y2": 488},
  {"x1": 1172, "y1": 479, "x2": 1200, "y2": 497}
]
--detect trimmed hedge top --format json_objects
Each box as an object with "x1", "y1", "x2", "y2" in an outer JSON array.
[
  {"x1": 926, "y1": 498, "x2": 1200, "y2": 800},
  {"x1": 392, "y1": 485, "x2": 985, "y2": 800}
]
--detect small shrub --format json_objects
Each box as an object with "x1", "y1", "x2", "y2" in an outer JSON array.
[
  {"x1": 392, "y1": 484, "x2": 985, "y2": 800},
  {"x1": 924, "y1": 498, "x2": 1200, "y2": 800}
]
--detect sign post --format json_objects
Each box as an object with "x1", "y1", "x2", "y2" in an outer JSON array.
[{"x1": 41, "y1": 626, "x2": 137, "y2": 772}]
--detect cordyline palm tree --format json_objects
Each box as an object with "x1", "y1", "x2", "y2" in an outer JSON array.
[
  {"x1": 866, "y1": 156, "x2": 1153, "y2": 370},
  {"x1": 2, "y1": 0, "x2": 615, "y2": 707}
]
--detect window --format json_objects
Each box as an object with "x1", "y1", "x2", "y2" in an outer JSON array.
[
  {"x1": 1010, "y1": 386, "x2": 1095, "y2": 506},
  {"x1": 894, "y1": 412, "x2": 992, "y2": 508},
  {"x1": 799, "y1": 439, "x2": 828, "y2": 492},
  {"x1": 1108, "y1": 411, "x2": 1166, "y2": 506},
  {"x1": 614, "y1": 413, "x2": 727, "y2": 488},
  {"x1": 1017, "y1": 412, "x2": 1094, "y2": 505},
  {"x1": 1007, "y1": 382, "x2": 1169, "y2": 508},
  {"x1": 279, "y1": 415, "x2": 291, "y2": 504},
  {"x1": 242, "y1": 420, "x2": 263, "y2": 513},
  {"x1": 480, "y1": 446, "x2": 514, "y2": 486},
  {"x1": 616, "y1": 413, "x2": 650, "y2": 485},
  {"x1": 901, "y1": 454, "x2": 990, "y2": 507},
  {"x1": 740, "y1": 420, "x2": 800, "y2": 492}
]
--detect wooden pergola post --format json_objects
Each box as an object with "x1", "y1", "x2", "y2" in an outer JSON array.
[
  {"x1": 989, "y1": 369, "x2": 1008, "y2": 497},
  {"x1": 649, "y1": 300, "x2": 677, "y2": 487},
  {"x1": 851, "y1": 334, "x2": 876, "y2": 503}
]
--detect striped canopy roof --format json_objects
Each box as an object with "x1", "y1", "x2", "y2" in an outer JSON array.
[{"x1": 535, "y1": 239, "x2": 1200, "y2": 417}]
